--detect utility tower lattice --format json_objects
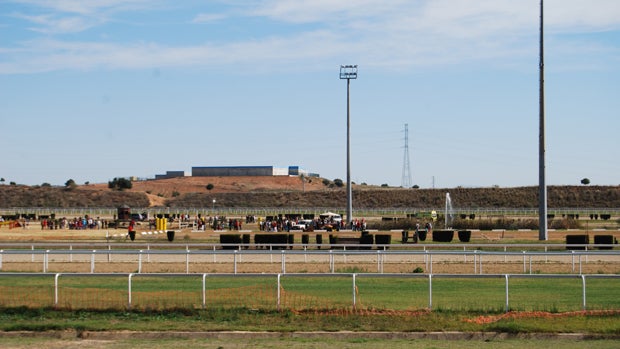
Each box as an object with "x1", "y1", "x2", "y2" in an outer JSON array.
[{"x1": 401, "y1": 124, "x2": 412, "y2": 188}]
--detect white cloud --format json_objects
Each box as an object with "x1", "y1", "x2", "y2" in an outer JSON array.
[
  {"x1": 192, "y1": 13, "x2": 226, "y2": 24},
  {"x1": 10, "y1": 0, "x2": 157, "y2": 15},
  {"x1": 2, "y1": 0, "x2": 619, "y2": 74},
  {"x1": 14, "y1": 13, "x2": 100, "y2": 34}
]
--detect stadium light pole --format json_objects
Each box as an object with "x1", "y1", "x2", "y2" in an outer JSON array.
[
  {"x1": 340, "y1": 65, "x2": 357, "y2": 227},
  {"x1": 538, "y1": 0, "x2": 548, "y2": 241}
]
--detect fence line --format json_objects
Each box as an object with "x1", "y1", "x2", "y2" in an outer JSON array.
[
  {"x1": 0, "y1": 247, "x2": 618, "y2": 275},
  {"x1": 0, "y1": 272, "x2": 618, "y2": 313}
]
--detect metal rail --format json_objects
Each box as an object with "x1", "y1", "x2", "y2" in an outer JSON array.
[{"x1": 1, "y1": 247, "x2": 618, "y2": 275}]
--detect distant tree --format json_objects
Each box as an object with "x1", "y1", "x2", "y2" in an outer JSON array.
[
  {"x1": 0, "y1": 178, "x2": 4, "y2": 184},
  {"x1": 172, "y1": 191, "x2": 180, "y2": 197},
  {"x1": 41, "y1": 182, "x2": 51, "y2": 187},
  {"x1": 322, "y1": 178, "x2": 331, "y2": 186},
  {"x1": 206, "y1": 183, "x2": 214, "y2": 190},
  {"x1": 84, "y1": 181, "x2": 90, "y2": 186},
  {"x1": 10, "y1": 181, "x2": 16, "y2": 185},
  {"x1": 581, "y1": 178, "x2": 591, "y2": 185},
  {"x1": 108, "y1": 177, "x2": 132, "y2": 190},
  {"x1": 412, "y1": 184, "x2": 420, "y2": 189},
  {"x1": 65, "y1": 179, "x2": 77, "y2": 190},
  {"x1": 381, "y1": 183, "x2": 389, "y2": 187},
  {"x1": 333, "y1": 178, "x2": 344, "y2": 187}
]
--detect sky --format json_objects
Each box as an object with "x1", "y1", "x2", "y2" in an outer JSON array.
[{"x1": 1, "y1": 0, "x2": 619, "y2": 189}]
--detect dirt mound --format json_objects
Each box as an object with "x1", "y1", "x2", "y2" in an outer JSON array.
[{"x1": 1, "y1": 178, "x2": 619, "y2": 209}]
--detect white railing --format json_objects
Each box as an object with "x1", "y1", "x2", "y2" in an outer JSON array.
[
  {"x1": 0, "y1": 246, "x2": 618, "y2": 275},
  {"x1": 0, "y1": 272, "x2": 618, "y2": 312}
]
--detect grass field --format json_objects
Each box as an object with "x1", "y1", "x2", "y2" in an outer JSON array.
[
  {"x1": 1, "y1": 274, "x2": 619, "y2": 313},
  {"x1": 0, "y1": 227, "x2": 619, "y2": 347}
]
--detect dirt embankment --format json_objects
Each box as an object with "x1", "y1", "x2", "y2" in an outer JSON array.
[{"x1": 1, "y1": 177, "x2": 619, "y2": 209}]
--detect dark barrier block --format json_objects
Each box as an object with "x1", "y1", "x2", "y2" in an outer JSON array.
[
  {"x1": 458, "y1": 230, "x2": 471, "y2": 243},
  {"x1": 417, "y1": 230, "x2": 427, "y2": 241},
  {"x1": 594, "y1": 235, "x2": 614, "y2": 250},
  {"x1": 566, "y1": 234, "x2": 589, "y2": 250},
  {"x1": 329, "y1": 234, "x2": 340, "y2": 249},
  {"x1": 432, "y1": 230, "x2": 454, "y2": 243},
  {"x1": 220, "y1": 234, "x2": 241, "y2": 250},
  {"x1": 288, "y1": 234, "x2": 294, "y2": 249},
  {"x1": 360, "y1": 233, "x2": 374, "y2": 250},
  {"x1": 375, "y1": 234, "x2": 391, "y2": 249},
  {"x1": 242, "y1": 234, "x2": 250, "y2": 249}
]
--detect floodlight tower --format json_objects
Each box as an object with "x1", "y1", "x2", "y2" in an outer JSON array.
[
  {"x1": 538, "y1": 0, "x2": 548, "y2": 241},
  {"x1": 340, "y1": 65, "x2": 357, "y2": 227}
]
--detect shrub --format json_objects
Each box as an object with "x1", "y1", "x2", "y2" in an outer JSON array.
[
  {"x1": 333, "y1": 178, "x2": 344, "y2": 187},
  {"x1": 108, "y1": 177, "x2": 132, "y2": 191},
  {"x1": 206, "y1": 184, "x2": 214, "y2": 190},
  {"x1": 65, "y1": 179, "x2": 77, "y2": 190},
  {"x1": 412, "y1": 267, "x2": 424, "y2": 273}
]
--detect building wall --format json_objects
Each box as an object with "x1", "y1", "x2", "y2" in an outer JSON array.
[
  {"x1": 155, "y1": 171, "x2": 185, "y2": 179},
  {"x1": 192, "y1": 166, "x2": 275, "y2": 177}
]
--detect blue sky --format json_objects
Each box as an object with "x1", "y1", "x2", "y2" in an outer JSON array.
[{"x1": 1, "y1": 0, "x2": 619, "y2": 188}]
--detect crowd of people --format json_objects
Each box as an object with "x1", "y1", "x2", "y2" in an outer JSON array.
[{"x1": 39, "y1": 216, "x2": 111, "y2": 230}]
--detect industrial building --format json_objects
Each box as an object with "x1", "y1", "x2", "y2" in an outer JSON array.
[{"x1": 191, "y1": 166, "x2": 312, "y2": 177}]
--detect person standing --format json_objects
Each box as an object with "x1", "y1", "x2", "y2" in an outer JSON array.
[{"x1": 127, "y1": 220, "x2": 136, "y2": 240}]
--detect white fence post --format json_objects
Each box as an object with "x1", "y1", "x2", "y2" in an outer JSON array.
[
  {"x1": 186, "y1": 248, "x2": 190, "y2": 274},
  {"x1": 202, "y1": 273, "x2": 207, "y2": 310},
  {"x1": 234, "y1": 250, "x2": 238, "y2": 274},
  {"x1": 281, "y1": 250, "x2": 286, "y2": 274},
  {"x1": 505, "y1": 274, "x2": 510, "y2": 313},
  {"x1": 581, "y1": 275, "x2": 587, "y2": 311},
  {"x1": 277, "y1": 274, "x2": 281, "y2": 311},
  {"x1": 44, "y1": 250, "x2": 48, "y2": 273},
  {"x1": 128, "y1": 273, "x2": 133, "y2": 310},
  {"x1": 352, "y1": 273, "x2": 357, "y2": 310},
  {"x1": 428, "y1": 274, "x2": 433, "y2": 310},
  {"x1": 138, "y1": 250, "x2": 143, "y2": 274},
  {"x1": 90, "y1": 250, "x2": 95, "y2": 273},
  {"x1": 54, "y1": 273, "x2": 60, "y2": 307}
]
